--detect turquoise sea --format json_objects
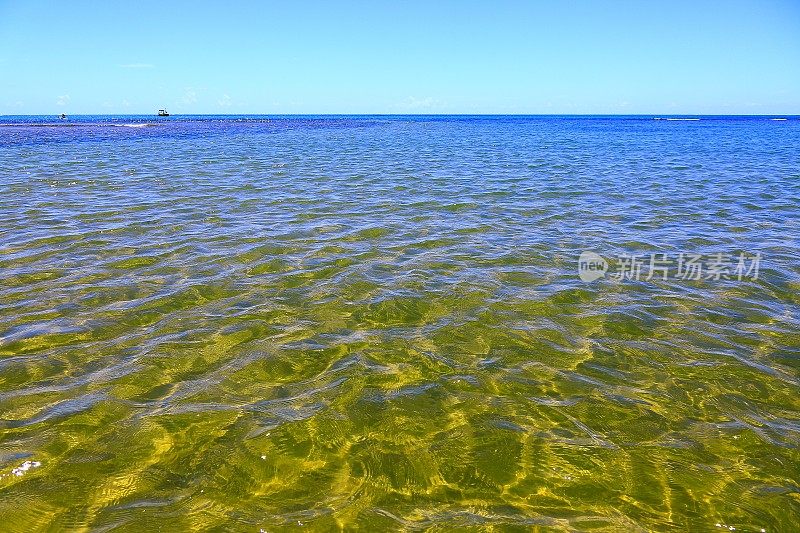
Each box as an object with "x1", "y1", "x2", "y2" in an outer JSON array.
[{"x1": 0, "y1": 115, "x2": 799, "y2": 531}]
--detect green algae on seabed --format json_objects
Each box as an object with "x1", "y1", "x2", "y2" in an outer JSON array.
[{"x1": 0, "y1": 115, "x2": 799, "y2": 531}]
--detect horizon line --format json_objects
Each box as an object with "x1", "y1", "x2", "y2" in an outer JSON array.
[{"x1": 2, "y1": 112, "x2": 799, "y2": 117}]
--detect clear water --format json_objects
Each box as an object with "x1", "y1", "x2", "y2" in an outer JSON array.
[{"x1": 0, "y1": 115, "x2": 799, "y2": 531}]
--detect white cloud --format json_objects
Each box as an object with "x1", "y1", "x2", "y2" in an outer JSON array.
[
  {"x1": 182, "y1": 88, "x2": 198, "y2": 105},
  {"x1": 394, "y1": 96, "x2": 444, "y2": 112},
  {"x1": 120, "y1": 63, "x2": 154, "y2": 69},
  {"x1": 218, "y1": 94, "x2": 232, "y2": 107},
  {"x1": 56, "y1": 94, "x2": 70, "y2": 106}
]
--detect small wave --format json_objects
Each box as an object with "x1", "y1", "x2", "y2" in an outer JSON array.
[
  {"x1": 770, "y1": 118, "x2": 787, "y2": 121},
  {"x1": 112, "y1": 123, "x2": 152, "y2": 128},
  {"x1": 665, "y1": 118, "x2": 700, "y2": 121}
]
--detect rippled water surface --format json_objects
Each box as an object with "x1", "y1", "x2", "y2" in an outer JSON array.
[{"x1": 1, "y1": 115, "x2": 799, "y2": 531}]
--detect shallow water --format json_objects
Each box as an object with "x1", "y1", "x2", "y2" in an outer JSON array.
[{"x1": 0, "y1": 115, "x2": 799, "y2": 531}]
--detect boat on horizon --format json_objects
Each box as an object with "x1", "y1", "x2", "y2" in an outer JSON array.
[{"x1": 157, "y1": 109, "x2": 170, "y2": 117}]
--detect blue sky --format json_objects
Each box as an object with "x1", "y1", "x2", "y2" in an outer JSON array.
[{"x1": 1, "y1": 0, "x2": 798, "y2": 114}]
